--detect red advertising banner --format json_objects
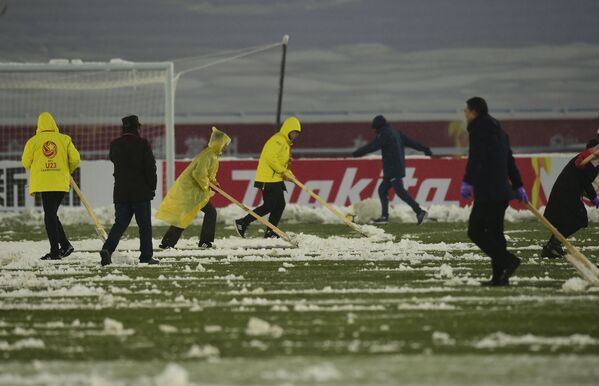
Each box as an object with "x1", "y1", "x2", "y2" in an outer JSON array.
[{"x1": 173, "y1": 156, "x2": 577, "y2": 209}]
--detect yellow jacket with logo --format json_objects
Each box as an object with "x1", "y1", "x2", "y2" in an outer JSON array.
[
  {"x1": 156, "y1": 127, "x2": 231, "y2": 229},
  {"x1": 255, "y1": 117, "x2": 301, "y2": 183},
  {"x1": 21, "y1": 112, "x2": 81, "y2": 196}
]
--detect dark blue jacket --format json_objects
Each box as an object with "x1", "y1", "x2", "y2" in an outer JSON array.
[
  {"x1": 353, "y1": 123, "x2": 429, "y2": 178},
  {"x1": 463, "y1": 114, "x2": 523, "y2": 202}
]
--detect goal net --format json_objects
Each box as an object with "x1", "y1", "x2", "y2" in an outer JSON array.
[{"x1": 0, "y1": 60, "x2": 175, "y2": 185}]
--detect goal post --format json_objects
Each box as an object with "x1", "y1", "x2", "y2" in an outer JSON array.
[{"x1": 0, "y1": 59, "x2": 176, "y2": 187}]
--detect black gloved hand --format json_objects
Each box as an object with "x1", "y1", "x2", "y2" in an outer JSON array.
[{"x1": 424, "y1": 148, "x2": 433, "y2": 157}]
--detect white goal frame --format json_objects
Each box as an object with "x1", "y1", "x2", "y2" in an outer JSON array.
[{"x1": 0, "y1": 60, "x2": 176, "y2": 188}]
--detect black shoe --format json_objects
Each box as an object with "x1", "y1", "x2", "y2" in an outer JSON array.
[
  {"x1": 234, "y1": 218, "x2": 248, "y2": 238},
  {"x1": 140, "y1": 257, "x2": 160, "y2": 265},
  {"x1": 159, "y1": 242, "x2": 174, "y2": 250},
  {"x1": 499, "y1": 257, "x2": 521, "y2": 284},
  {"x1": 480, "y1": 278, "x2": 509, "y2": 287},
  {"x1": 100, "y1": 249, "x2": 112, "y2": 266},
  {"x1": 41, "y1": 253, "x2": 61, "y2": 261},
  {"x1": 541, "y1": 245, "x2": 562, "y2": 259},
  {"x1": 198, "y1": 241, "x2": 213, "y2": 249},
  {"x1": 264, "y1": 229, "x2": 280, "y2": 239},
  {"x1": 416, "y1": 210, "x2": 427, "y2": 225},
  {"x1": 59, "y1": 244, "x2": 74, "y2": 258},
  {"x1": 371, "y1": 216, "x2": 389, "y2": 225}
]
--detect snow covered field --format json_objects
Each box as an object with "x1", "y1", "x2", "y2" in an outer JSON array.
[{"x1": 1, "y1": 206, "x2": 598, "y2": 385}]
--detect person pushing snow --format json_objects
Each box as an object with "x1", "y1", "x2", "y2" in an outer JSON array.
[
  {"x1": 157, "y1": 127, "x2": 231, "y2": 249},
  {"x1": 234, "y1": 117, "x2": 301, "y2": 238},
  {"x1": 541, "y1": 138, "x2": 599, "y2": 258},
  {"x1": 22, "y1": 112, "x2": 80, "y2": 260}
]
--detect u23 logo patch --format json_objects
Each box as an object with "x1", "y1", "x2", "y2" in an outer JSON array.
[{"x1": 42, "y1": 141, "x2": 58, "y2": 159}]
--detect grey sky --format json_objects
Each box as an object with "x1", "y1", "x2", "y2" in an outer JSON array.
[{"x1": 1, "y1": 0, "x2": 598, "y2": 119}]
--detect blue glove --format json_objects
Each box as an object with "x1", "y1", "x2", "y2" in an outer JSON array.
[
  {"x1": 593, "y1": 197, "x2": 599, "y2": 208},
  {"x1": 516, "y1": 187, "x2": 529, "y2": 203},
  {"x1": 460, "y1": 182, "x2": 473, "y2": 199}
]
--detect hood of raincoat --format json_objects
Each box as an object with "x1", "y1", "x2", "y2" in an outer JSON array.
[
  {"x1": 208, "y1": 126, "x2": 231, "y2": 155},
  {"x1": 278, "y1": 117, "x2": 301, "y2": 144},
  {"x1": 36, "y1": 112, "x2": 60, "y2": 134}
]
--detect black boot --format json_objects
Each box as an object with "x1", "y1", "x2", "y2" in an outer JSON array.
[
  {"x1": 59, "y1": 243, "x2": 74, "y2": 258},
  {"x1": 541, "y1": 237, "x2": 564, "y2": 259},
  {"x1": 235, "y1": 218, "x2": 248, "y2": 238},
  {"x1": 100, "y1": 249, "x2": 112, "y2": 266},
  {"x1": 159, "y1": 226, "x2": 183, "y2": 249},
  {"x1": 481, "y1": 260, "x2": 508, "y2": 286},
  {"x1": 41, "y1": 252, "x2": 61, "y2": 261},
  {"x1": 264, "y1": 228, "x2": 280, "y2": 239}
]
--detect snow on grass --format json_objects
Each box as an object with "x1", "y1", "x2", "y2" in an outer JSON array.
[
  {"x1": 0, "y1": 338, "x2": 45, "y2": 350},
  {"x1": 473, "y1": 332, "x2": 599, "y2": 350}
]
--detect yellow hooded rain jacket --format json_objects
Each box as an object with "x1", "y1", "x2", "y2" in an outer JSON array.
[
  {"x1": 21, "y1": 112, "x2": 81, "y2": 196},
  {"x1": 255, "y1": 117, "x2": 301, "y2": 183},
  {"x1": 155, "y1": 127, "x2": 231, "y2": 228}
]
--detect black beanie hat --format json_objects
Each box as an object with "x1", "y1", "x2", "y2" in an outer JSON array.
[
  {"x1": 372, "y1": 115, "x2": 387, "y2": 130},
  {"x1": 122, "y1": 115, "x2": 141, "y2": 132}
]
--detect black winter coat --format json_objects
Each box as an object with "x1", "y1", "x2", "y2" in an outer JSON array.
[
  {"x1": 109, "y1": 132, "x2": 157, "y2": 203},
  {"x1": 544, "y1": 156, "x2": 599, "y2": 232},
  {"x1": 463, "y1": 114, "x2": 523, "y2": 202},
  {"x1": 353, "y1": 124, "x2": 429, "y2": 178}
]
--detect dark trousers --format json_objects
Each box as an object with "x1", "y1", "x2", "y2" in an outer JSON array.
[
  {"x1": 468, "y1": 200, "x2": 518, "y2": 276},
  {"x1": 378, "y1": 177, "x2": 422, "y2": 217},
  {"x1": 41, "y1": 191, "x2": 69, "y2": 255},
  {"x1": 243, "y1": 183, "x2": 286, "y2": 227},
  {"x1": 161, "y1": 202, "x2": 217, "y2": 247},
  {"x1": 103, "y1": 201, "x2": 153, "y2": 260}
]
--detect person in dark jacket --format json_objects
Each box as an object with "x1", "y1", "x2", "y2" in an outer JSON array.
[
  {"x1": 353, "y1": 115, "x2": 432, "y2": 225},
  {"x1": 460, "y1": 97, "x2": 528, "y2": 286},
  {"x1": 100, "y1": 115, "x2": 158, "y2": 266},
  {"x1": 541, "y1": 139, "x2": 599, "y2": 258}
]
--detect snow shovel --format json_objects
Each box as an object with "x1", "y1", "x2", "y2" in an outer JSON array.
[
  {"x1": 70, "y1": 176, "x2": 108, "y2": 242},
  {"x1": 579, "y1": 148, "x2": 599, "y2": 167},
  {"x1": 209, "y1": 182, "x2": 297, "y2": 247},
  {"x1": 287, "y1": 176, "x2": 370, "y2": 237},
  {"x1": 526, "y1": 203, "x2": 599, "y2": 285}
]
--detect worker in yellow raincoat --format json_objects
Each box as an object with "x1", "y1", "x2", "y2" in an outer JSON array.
[
  {"x1": 234, "y1": 117, "x2": 301, "y2": 238},
  {"x1": 22, "y1": 112, "x2": 80, "y2": 260},
  {"x1": 156, "y1": 127, "x2": 231, "y2": 249}
]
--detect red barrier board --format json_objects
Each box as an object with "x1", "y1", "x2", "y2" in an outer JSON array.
[{"x1": 173, "y1": 156, "x2": 575, "y2": 209}]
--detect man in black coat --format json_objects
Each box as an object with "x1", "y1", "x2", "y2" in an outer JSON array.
[
  {"x1": 100, "y1": 115, "x2": 159, "y2": 266},
  {"x1": 353, "y1": 115, "x2": 432, "y2": 225},
  {"x1": 542, "y1": 139, "x2": 599, "y2": 258},
  {"x1": 460, "y1": 97, "x2": 528, "y2": 286}
]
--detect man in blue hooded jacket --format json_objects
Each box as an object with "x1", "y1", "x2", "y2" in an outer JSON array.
[{"x1": 353, "y1": 115, "x2": 432, "y2": 225}]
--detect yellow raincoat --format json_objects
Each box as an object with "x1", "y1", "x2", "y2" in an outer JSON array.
[
  {"x1": 156, "y1": 127, "x2": 231, "y2": 228},
  {"x1": 21, "y1": 112, "x2": 81, "y2": 196},
  {"x1": 255, "y1": 117, "x2": 301, "y2": 183}
]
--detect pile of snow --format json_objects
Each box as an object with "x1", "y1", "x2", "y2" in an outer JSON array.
[
  {"x1": 5, "y1": 201, "x2": 596, "y2": 226},
  {"x1": 245, "y1": 317, "x2": 283, "y2": 338},
  {"x1": 154, "y1": 363, "x2": 189, "y2": 386},
  {"x1": 185, "y1": 344, "x2": 220, "y2": 359},
  {"x1": 103, "y1": 318, "x2": 134, "y2": 336},
  {"x1": 432, "y1": 331, "x2": 456, "y2": 346},
  {"x1": 561, "y1": 277, "x2": 590, "y2": 292}
]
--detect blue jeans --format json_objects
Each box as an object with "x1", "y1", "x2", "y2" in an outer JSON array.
[
  {"x1": 378, "y1": 177, "x2": 422, "y2": 217},
  {"x1": 103, "y1": 201, "x2": 153, "y2": 261}
]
